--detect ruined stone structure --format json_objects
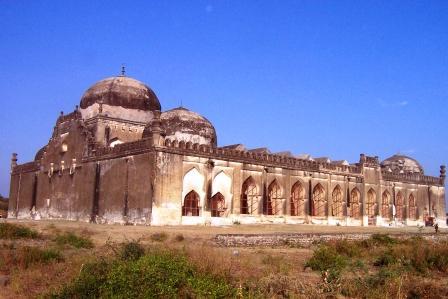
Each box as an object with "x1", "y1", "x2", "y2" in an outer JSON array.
[{"x1": 8, "y1": 74, "x2": 447, "y2": 227}]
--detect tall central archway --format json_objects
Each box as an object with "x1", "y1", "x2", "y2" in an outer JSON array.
[
  {"x1": 408, "y1": 193, "x2": 417, "y2": 220},
  {"x1": 290, "y1": 182, "x2": 305, "y2": 216},
  {"x1": 382, "y1": 191, "x2": 391, "y2": 220},
  {"x1": 241, "y1": 177, "x2": 258, "y2": 215},
  {"x1": 366, "y1": 189, "x2": 376, "y2": 218},
  {"x1": 396, "y1": 191, "x2": 404, "y2": 221},
  {"x1": 312, "y1": 184, "x2": 326, "y2": 217},
  {"x1": 266, "y1": 180, "x2": 282, "y2": 215},
  {"x1": 350, "y1": 188, "x2": 360, "y2": 219},
  {"x1": 332, "y1": 185, "x2": 343, "y2": 217}
]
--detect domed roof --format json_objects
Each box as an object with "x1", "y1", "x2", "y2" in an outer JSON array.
[
  {"x1": 160, "y1": 107, "x2": 217, "y2": 147},
  {"x1": 381, "y1": 154, "x2": 424, "y2": 174},
  {"x1": 80, "y1": 76, "x2": 161, "y2": 111}
]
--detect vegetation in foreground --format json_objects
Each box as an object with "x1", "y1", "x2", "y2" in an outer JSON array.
[
  {"x1": 1, "y1": 222, "x2": 448, "y2": 298},
  {"x1": 51, "y1": 241, "x2": 235, "y2": 298},
  {"x1": 306, "y1": 234, "x2": 448, "y2": 298}
]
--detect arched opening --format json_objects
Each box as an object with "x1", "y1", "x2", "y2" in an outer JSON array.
[
  {"x1": 331, "y1": 185, "x2": 343, "y2": 217},
  {"x1": 266, "y1": 180, "x2": 282, "y2": 215},
  {"x1": 241, "y1": 177, "x2": 258, "y2": 215},
  {"x1": 396, "y1": 191, "x2": 404, "y2": 221},
  {"x1": 211, "y1": 192, "x2": 225, "y2": 217},
  {"x1": 408, "y1": 193, "x2": 417, "y2": 220},
  {"x1": 382, "y1": 191, "x2": 391, "y2": 220},
  {"x1": 290, "y1": 181, "x2": 305, "y2": 216},
  {"x1": 182, "y1": 191, "x2": 200, "y2": 216},
  {"x1": 366, "y1": 189, "x2": 376, "y2": 218},
  {"x1": 312, "y1": 184, "x2": 326, "y2": 217},
  {"x1": 350, "y1": 188, "x2": 361, "y2": 219}
]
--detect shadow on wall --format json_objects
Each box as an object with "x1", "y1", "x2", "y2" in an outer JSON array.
[{"x1": 0, "y1": 195, "x2": 8, "y2": 218}]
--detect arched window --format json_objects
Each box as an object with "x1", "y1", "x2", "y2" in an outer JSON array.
[
  {"x1": 382, "y1": 191, "x2": 391, "y2": 220},
  {"x1": 182, "y1": 191, "x2": 200, "y2": 216},
  {"x1": 290, "y1": 182, "x2": 305, "y2": 216},
  {"x1": 211, "y1": 192, "x2": 225, "y2": 217},
  {"x1": 350, "y1": 188, "x2": 361, "y2": 219},
  {"x1": 241, "y1": 177, "x2": 258, "y2": 214},
  {"x1": 395, "y1": 191, "x2": 404, "y2": 221},
  {"x1": 366, "y1": 189, "x2": 376, "y2": 217},
  {"x1": 331, "y1": 185, "x2": 343, "y2": 217},
  {"x1": 266, "y1": 180, "x2": 282, "y2": 215},
  {"x1": 408, "y1": 194, "x2": 417, "y2": 220},
  {"x1": 312, "y1": 184, "x2": 326, "y2": 217}
]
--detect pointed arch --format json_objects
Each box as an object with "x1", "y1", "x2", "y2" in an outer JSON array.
[
  {"x1": 312, "y1": 183, "x2": 326, "y2": 217},
  {"x1": 211, "y1": 192, "x2": 226, "y2": 217},
  {"x1": 266, "y1": 179, "x2": 282, "y2": 215},
  {"x1": 350, "y1": 187, "x2": 361, "y2": 219},
  {"x1": 212, "y1": 171, "x2": 232, "y2": 212},
  {"x1": 182, "y1": 190, "x2": 200, "y2": 216},
  {"x1": 366, "y1": 188, "x2": 376, "y2": 217},
  {"x1": 382, "y1": 191, "x2": 391, "y2": 220},
  {"x1": 408, "y1": 193, "x2": 417, "y2": 220},
  {"x1": 396, "y1": 191, "x2": 404, "y2": 221},
  {"x1": 182, "y1": 167, "x2": 205, "y2": 210},
  {"x1": 241, "y1": 176, "x2": 258, "y2": 215},
  {"x1": 290, "y1": 181, "x2": 305, "y2": 216},
  {"x1": 331, "y1": 185, "x2": 343, "y2": 217}
]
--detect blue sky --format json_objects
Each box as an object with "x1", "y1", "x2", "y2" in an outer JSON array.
[{"x1": 0, "y1": 1, "x2": 447, "y2": 199}]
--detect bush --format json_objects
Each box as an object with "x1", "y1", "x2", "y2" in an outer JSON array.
[
  {"x1": 370, "y1": 234, "x2": 397, "y2": 246},
  {"x1": 17, "y1": 246, "x2": 63, "y2": 268},
  {"x1": 120, "y1": 241, "x2": 145, "y2": 261},
  {"x1": 54, "y1": 232, "x2": 94, "y2": 249},
  {"x1": 150, "y1": 232, "x2": 168, "y2": 242},
  {"x1": 51, "y1": 250, "x2": 235, "y2": 298},
  {"x1": 305, "y1": 245, "x2": 348, "y2": 282},
  {"x1": 0, "y1": 222, "x2": 39, "y2": 239},
  {"x1": 174, "y1": 234, "x2": 185, "y2": 242},
  {"x1": 333, "y1": 240, "x2": 361, "y2": 258},
  {"x1": 374, "y1": 250, "x2": 398, "y2": 267}
]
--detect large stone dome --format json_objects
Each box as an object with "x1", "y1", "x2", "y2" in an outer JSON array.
[
  {"x1": 80, "y1": 76, "x2": 160, "y2": 111},
  {"x1": 381, "y1": 154, "x2": 424, "y2": 174},
  {"x1": 160, "y1": 107, "x2": 217, "y2": 147},
  {"x1": 79, "y1": 76, "x2": 161, "y2": 122}
]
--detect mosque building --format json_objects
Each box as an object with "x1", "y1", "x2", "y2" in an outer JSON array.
[{"x1": 8, "y1": 72, "x2": 446, "y2": 227}]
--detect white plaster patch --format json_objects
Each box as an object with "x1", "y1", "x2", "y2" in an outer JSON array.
[
  {"x1": 212, "y1": 171, "x2": 233, "y2": 209},
  {"x1": 182, "y1": 168, "x2": 206, "y2": 207}
]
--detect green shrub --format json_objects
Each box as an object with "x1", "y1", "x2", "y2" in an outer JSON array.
[
  {"x1": 0, "y1": 222, "x2": 39, "y2": 239},
  {"x1": 51, "y1": 250, "x2": 235, "y2": 298},
  {"x1": 370, "y1": 234, "x2": 397, "y2": 246},
  {"x1": 374, "y1": 250, "x2": 398, "y2": 267},
  {"x1": 51, "y1": 259, "x2": 111, "y2": 298},
  {"x1": 150, "y1": 232, "x2": 168, "y2": 242},
  {"x1": 54, "y1": 232, "x2": 93, "y2": 249},
  {"x1": 120, "y1": 241, "x2": 145, "y2": 261},
  {"x1": 305, "y1": 245, "x2": 347, "y2": 280},
  {"x1": 333, "y1": 240, "x2": 361, "y2": 258},
  {"x1": 18, "y1": 246, "x2": 63, "y2": 268}
]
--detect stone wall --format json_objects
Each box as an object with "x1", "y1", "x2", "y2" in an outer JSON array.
[{"x1": 215, "y1": 233, "x2": 448, "y2": 248}]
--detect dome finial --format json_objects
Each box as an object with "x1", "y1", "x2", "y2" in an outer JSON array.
[{"x1": 120, "y1": 64, "x2": 126, "y2": 76}]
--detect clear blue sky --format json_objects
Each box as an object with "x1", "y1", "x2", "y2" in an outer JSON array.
[{"x1": 0, "y1": 1, "x2": 447, "y2": 201}]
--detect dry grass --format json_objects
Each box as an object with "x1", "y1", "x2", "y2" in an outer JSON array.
[{"x1": 1, "y1": 220, "x2": 447, "y2": 298}]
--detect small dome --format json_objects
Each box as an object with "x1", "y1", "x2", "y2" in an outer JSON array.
[
  {"x1": 381, "y1": 154, "x2": 424, "y2": 174},
  {"x1": 160, "y1": 107, "x2": 217, "y2": 147},
  {"x1": 80, "y1": 76, "x2": 161, "y2": 111}
]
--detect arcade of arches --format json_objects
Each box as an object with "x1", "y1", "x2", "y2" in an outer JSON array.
[{"x1": 181, "y1": 178, "x2": 430, "y2": 223}]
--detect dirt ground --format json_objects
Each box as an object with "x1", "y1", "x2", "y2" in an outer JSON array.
[{"x1": 5, "y1": 219, "x2": 445, "y2": 245}]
